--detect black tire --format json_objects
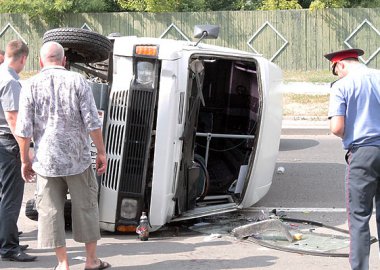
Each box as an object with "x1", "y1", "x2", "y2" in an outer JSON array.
[
  {"x1": 24, "y1": 198, "x2": 73, "y2": 230},
  {"x1": 43, "y1": 28, "x2": 112, "y2": 63},
  {"x1": 25, "y1": 199, "x2": 38, "y2": 221},
  {"x1": 64, "y1": 200, "x2": 72, "y2": 230}
]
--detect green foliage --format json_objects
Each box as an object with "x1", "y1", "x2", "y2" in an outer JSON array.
[
  {"x1": 116, "y1": 0, "x2": 261, "y2": 12},
  {"x1": 309, "y1": 0, "x2": 347, "y2": 10},
  {"x1": 204, "y1": 0, "x2": 237, "y2": 10},
  {"x1": 227, "y1": 0, "x2": 263, "y2": 10},
  {"x1": 260, "y1": 0, "x2": 302, "y2": 10},
  {"x1": 0, "y1": 0, "x2": 112, "y2": 25},
  {"x1": 348, "y1": 0, "x2": 380, "y2": 7},
  {"x1": 117, "y1": 0, "x2": 205, "y2": 12},
  {"x1": 1, "y1": 0, "x2": 379, "y2": 20},
  {"x1": 117, "y1": 0, "x2": 147, "y2": 11}
]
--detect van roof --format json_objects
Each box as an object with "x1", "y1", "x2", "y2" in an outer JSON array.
[{"x1": 113, "y1": 36, "x2": 262, "y2": 60}]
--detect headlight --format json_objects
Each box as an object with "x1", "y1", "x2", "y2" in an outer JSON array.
[
  {"x1": 136, "y1": 61, "x2": 155, "y2": 85},
  {"x1": 120, "y1": 198, "x2": 138, "y2": 219}
]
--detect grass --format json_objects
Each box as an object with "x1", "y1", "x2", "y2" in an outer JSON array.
[
  {"x1": 282, "y1": 70, "x2": 333, "y2": 118},
  {"x1": 283, "y1": 70, "x2": 336, "y2": 83},
  {"x1": 283, "y1": 93, "x2": 330, "y2": 118}
]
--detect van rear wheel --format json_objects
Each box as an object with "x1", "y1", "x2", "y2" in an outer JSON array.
[
  {"x1": 43, "y1": 28, "x2": 112, "y2": 63},
  {"x1": 25, "y1": 198, "x2": 73, "y2": 230},
  {"x1": 25, "y1": 199, "x2": 38, "y2": 221}
]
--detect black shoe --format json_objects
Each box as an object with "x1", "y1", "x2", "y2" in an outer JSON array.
[
  {"x1": 1, "y1": 251, "x2": 37, "y2": 262},
  {"x1": 20, "y1": 244, "x2": 28, "y2": 251}
]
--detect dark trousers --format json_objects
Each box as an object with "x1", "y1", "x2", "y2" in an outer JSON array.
[
  {"x1": 0, "y1": 137, "x2": 24, "y2": 256},
  {"x1": 345, "y1": 146, "x2": 380, "y2": 270}
]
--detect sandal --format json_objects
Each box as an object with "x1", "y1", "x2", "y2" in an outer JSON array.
[{"x1": 84, "y1": 259, "x2": 111, "y2": 270}]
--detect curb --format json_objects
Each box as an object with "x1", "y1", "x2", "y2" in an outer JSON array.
[
  {"x1": 281, "y1": 118, "x2": 330, "y2": 135},
  {"x1": 281, "y1": 126, "x2": 331, "y2": 135}
]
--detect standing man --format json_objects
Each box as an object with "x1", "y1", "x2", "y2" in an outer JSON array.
[
  {"x1": 0, "y1": 49, "x2": 5, "y2": 64},
  {"x1": 325, "y1": 48, "x2": 380, "y2": 270},
  {"x1": 0, "y1": 40, "x2": 36, "y2": 262},
  {"x1": 15, "y1": 41, "x2": 110, "y2": 270}
]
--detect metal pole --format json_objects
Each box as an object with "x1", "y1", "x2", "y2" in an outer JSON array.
[{"x1": 196, "y1": 132, "x2": 255, "y2": 167}]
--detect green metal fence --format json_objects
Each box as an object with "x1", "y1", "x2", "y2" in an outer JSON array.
[{"x1": 0, "y1": 8, "x2": 379, "y2": 72}]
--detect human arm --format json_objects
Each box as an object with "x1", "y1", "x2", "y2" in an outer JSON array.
[
  {"x1": 330, "y1": 115, "x2": 345, "y2": 138},
  {"x1": 4, "y1": 110, "x2": 35, "y2": 181},
  {"x1": 12, "y1": 79, "x2": 35, "y2": 181},
  {"x1": 328, "y1": 82, "x2": 346, "y2": 139},
  {"x1": 90, "y1": 128, "x2": 107, "y2": 175},
  {"x1": 17, "y1": 135, "x2": 35, "y2": 182},
  {"x1": 4, "y1": 110, "x2": 18, "y2": 136},
  {"x1": 77, "y1": 77, "x2": 107, "y2": 175}
]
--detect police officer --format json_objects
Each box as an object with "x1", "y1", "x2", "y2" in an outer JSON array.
[{"x1": 325, "y1": 48, "x2": 380, "y2": 270}]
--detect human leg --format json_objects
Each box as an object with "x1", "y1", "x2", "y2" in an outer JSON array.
[
  {"x1": 84, "y1": 241, "x2": 110, "y2": 270},
  {"x1": 376, "y1": 189, "x2": 380, "y2": 252},
  {"x1": 55, "y1": 246, "x2": 69, "y2": 270},
  {"x1": 84, "y1": 241, "x2": 109, "y2": 269},
  {"x1": 0, "y1": 138, "x2": 25, "y2": 256},
  {"x1": 36, "y1": 174, "x2": 69, "y2": 268},
  {"x1": 67, "y1": 166, "x2": 100, "y2": 243},
  {"x1": 67, "y1": 167, "x2": 109, "y2": 269},
  {"x1": 346, "y1": 146, "x2": 380, "y2": 270}
]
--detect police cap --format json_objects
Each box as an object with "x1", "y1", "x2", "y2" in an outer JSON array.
[{"x1": 324, "y1": 48, "x2": 364, "y2": 75}]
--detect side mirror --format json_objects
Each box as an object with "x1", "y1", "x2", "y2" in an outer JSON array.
[{"x1": 193, "y1": 25, "x2": 220, "y2": 46}]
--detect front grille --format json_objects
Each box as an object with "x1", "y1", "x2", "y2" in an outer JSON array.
[
  {"x1": 119, "y1": 88, "x2": 156, "y2": 193},
  {"x1": 102, "y1": 86, "x2": 156, "y2": 194},
  {"x1": 101, "y1": 90, "x2": 129, "y2": 190}
]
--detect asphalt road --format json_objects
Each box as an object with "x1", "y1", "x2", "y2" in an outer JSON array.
[{"x1": 2, "y1": 133, "x2": 380, "y2": 270}]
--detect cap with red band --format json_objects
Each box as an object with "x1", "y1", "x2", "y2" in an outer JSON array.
[
  {"x1": 324, "y1": 48, "x2": 364, "y2": 63},
  {"x1": 324, "y1": 48, "x2": 364, "y2": 75}
]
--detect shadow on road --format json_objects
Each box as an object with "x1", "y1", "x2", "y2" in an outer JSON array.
[{"x1": 279, "y1": 138, "x2": 319, "y2": 151}]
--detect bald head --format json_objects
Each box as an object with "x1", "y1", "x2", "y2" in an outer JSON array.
[{"x1": 40, "y1": 41, "x2": 65, "y2": 67}]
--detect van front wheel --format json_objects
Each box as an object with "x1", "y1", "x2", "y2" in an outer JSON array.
[{"x1": 25, "y1": 198, "x2": 73, "y2": 230}]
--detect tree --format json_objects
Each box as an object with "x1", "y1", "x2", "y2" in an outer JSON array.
[
  {"x1": 309, "y1": 0, "x2": 347, "y2": 10},
  {"x1": 347, "y1": 0, "x2": 380, "y2": 7},
  {"x1": 0, "y1": 0, "x2": 114, "y2": 25},
  {"x1": 116, "y1": 0, "x2": 259, "y2": 12},
  {"x1": 241, "y1": 0, "x2": 265, "y2": 10},
  {"x1": 204, "y1": 0, "x2": 237, "y2": 10},
  {"x1": 260, "y1": 0, "x2": 302, "y2": 10},
  {"x1": 117, "y1": 0, "x2": 206, "y2": 12},
  {"x1": 117, "y1": 0, "x2": 147, "y2": 11}
]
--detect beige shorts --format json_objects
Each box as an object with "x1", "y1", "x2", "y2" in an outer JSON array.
[{"x1": 36, "y1": 166, "x2": 101, "y2": 248}]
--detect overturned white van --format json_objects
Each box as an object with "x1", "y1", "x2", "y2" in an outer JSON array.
[{"x1": 26, "y1": 26, "x2": 283, "y2": 233}]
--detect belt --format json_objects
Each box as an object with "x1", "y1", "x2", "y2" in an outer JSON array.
[{"x1": 0, "y1": 133, "x2": 16, "y2": 140}]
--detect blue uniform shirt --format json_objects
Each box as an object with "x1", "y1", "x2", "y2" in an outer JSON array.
[
  {"x1": 328, "y1": 63, "x2": 380, "y2": 150},
  {"x1": 0, "y1": 65, "x2": 21, "y2": 135}
]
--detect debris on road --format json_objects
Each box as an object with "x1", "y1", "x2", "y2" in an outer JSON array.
[{"x1": 232, "y1": 219, "x2": 294, "y2": 243}]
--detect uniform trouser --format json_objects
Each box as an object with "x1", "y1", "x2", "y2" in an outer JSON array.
[
  {"x1": 346, "y1": 146, "x2": 380, "y2": 270},
  {"x1": 0, "y1": 137, "x2": 24, "y2": 256}
]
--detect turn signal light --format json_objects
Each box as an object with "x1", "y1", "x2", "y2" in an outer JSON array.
[
  {"x1": 116, "y1": 225, "x2": 137, "y2": 233},
  {"x1": 135, "y1": 45, "x2": 158, "y2": 57}
]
